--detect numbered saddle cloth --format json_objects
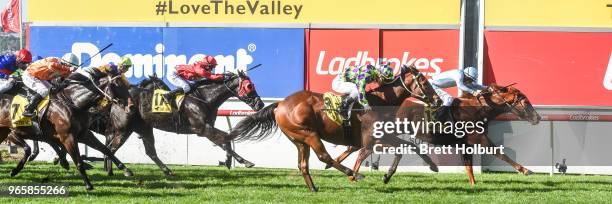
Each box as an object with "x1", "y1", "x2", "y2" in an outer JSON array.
[
  {"x1": 322, "y1": 92, "x2": 344, "y2": 126},
  {"x1": 10, "y1": 94, "x2": 50, "y2": 127},
  {"x1": 151, "y1": 89, "x2": 185, "y2": 113}
]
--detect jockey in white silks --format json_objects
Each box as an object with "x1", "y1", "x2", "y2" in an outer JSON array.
[{"x1": 428, "y1": 67, "x2": 488, "y2": 119}]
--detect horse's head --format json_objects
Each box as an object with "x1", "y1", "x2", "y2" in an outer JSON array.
[
  {"x1": 483, "y1": 83, "x2": 541, "y2": 125},
  {"x1": 399, "y1": 65, "x2": 442, "y2": 106},
  {"x1": 100, "y1": 75, "x2": 131, "y2": 108},
  {"x1": 224, "y1": 70, "x2": 265, "y2": 110}
]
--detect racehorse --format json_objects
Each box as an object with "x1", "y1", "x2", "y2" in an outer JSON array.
[
  {"x1": 388, "y1": 84, "x2": 541, "y2": 185},
  {"x1": 99, "y1": 70, "x2": 265, "y2": 176},
  {"x1": 0, "y1": 73, "x2": 134, "y2": 190},
  {"x1": 229, "y1": 65, "x2": 442, "y2": 192}
]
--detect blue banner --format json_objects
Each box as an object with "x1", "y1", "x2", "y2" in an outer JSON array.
[{"x1": 29, "y1": 26, "x2": 305, "y2": 98}]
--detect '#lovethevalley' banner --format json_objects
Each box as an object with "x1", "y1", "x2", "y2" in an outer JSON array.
[{"x1": 29, "y1": 26, "x2": 304, "y2": 98}]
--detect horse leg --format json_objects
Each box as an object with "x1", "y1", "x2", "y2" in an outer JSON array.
[
  {"x1": 8, "y1": 134, "x2": 31, "y2": 177},
  {"x1": 386, "y1": 136, "x2": 438, "y2": 172},
  {"x1": 383, "y1": 153, "x2": 402, "y2": 184},
  {"x1": 28, "y1": 140, "x2": 39, "y2": 162},
  {"x1": 294, "y1": 141, "x2": 317, "y2": 192},
  {"x1": 47, "y1": 139, "x2": 70, "y2": 170},
  {"x1": 463, "y1": 153, "x2": 475, "y2": 185},
  {"x1": 79, "y1": 131, "x2": 133, "y2": 177},
  {"x1": 105, "y1": 130, "x2": 131, "y2": 176},
  {"x1": 349, "y1": 147, "x2": 371, "y2": 182},
  {"x1": 219, "y1": 141, "x2": 255, "y2": 168},
  {"x1": 325, "y1": 145, "x2": 359, "y2": 169},
  {"x1": 223, "y1": 141, "x2": 233, "y2": 169},
  {"x1": 60, "y1": 133, "x2": 93, "y2": 190},
  {"x1": 304, "y1": 132, "x2": 363, "y2": 180},
  {"x1": 481, "y1": 136, "x2": 532, "y2": 175},
  {"x1": 201, "y1": 124, "x2": 255, "y2": 168},
  {"x1": 137, "y1": 127, "x2": 175, "y2": 177}
]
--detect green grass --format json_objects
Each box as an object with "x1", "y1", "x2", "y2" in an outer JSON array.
[{"x1": 0, "y1": 162, "x2": 611, "y2": 203}]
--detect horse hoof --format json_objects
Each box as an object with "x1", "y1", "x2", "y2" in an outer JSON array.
[
  {"x1": 9, "y1": 169, "x2": 18, "y2": 177},
  {"x1": 52, "y1": 158, "x2": 59, "y2": 165},
  {"x1": 309, "y1": 186, "x2": 318, "y2": 192},
  {"x1": 165, "y1": 172, "x2": 177, "y2": 178},
  {"x1": 382, "y1": 174, "x2": 391, "y2": 184},
  {"x1": 60, "y1": 161, "x2": 70, "y2": 170},
  {"x1": 353, "y1": 173, "x2": 365, "y2": 181},
  {"x1": 86, "y1": 185, "x2": 94, "y2": 191},
  {"x1": 244, "y1": 162, "x2": 255, "y2": 168},
  {"x1": 107, "y1": 171, "x2": 114, "y2": 177},
  {"x1": 524, "y1": 169, "x2": 533, "y2": 176},
  {"x1": 123, "y1": 169, "x2": 134, "y2": 177},
  {"x1": 82, "y1": 163, "x2": 93, "y2": 170},
  {"x1": 324, "y1": 164, "x2": 332, "y2": 169},
  {"x1": 430, "y1": 165, "x2": 439, "y2": 172}
]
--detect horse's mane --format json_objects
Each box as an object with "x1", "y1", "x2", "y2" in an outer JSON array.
[
  {"x1": 194, "y1": 73, "x2": 238, "y2": 87},
  {"x1": 137, "y1": 75, "x2": 169, "y2": 89}
]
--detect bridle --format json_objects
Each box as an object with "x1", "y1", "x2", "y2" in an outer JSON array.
[
  {"x1": 479, "y1": 85, "x2": 528, "y2": 118},
  {"x1": 223, "y1": 73, "x2": 255, "y2": 103},
  {"x1": 396, "y1": 66, "x2": 429, "y2": 103}
]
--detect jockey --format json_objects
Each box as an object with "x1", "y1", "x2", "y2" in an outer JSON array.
[
  {"x1": 0, "y1": 49, "x2": 33, "y2": 93},
  {"x1": 428, "y1": 66, "x2": 488, "y2": 119},
  {"x1": 332, "y1": 63, "x2": 395, "y2": 122},
  {"x1": 164, "y1": 55, "x2": 224, "y2": 103},
  {"x1": 22, "y1": 54, "x2": 79, "y2": 117},
  {"x1": 75, "y1": 56, "x2": 132, "y2": 86}
]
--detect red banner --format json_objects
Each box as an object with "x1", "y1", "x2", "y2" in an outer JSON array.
[
  {"x1": 484, "y1": 31, "x2": 612, "y2": 106},
  {"x1": 307, "y1": 29, "x2": 460, "y2": 93},
  {"x1": 1, "y1": 0, "x2": 20, "y2": 33}
]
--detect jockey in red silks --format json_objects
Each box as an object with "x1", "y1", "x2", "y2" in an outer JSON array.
[
  {"x1": 164, "y1": 55, "x2": 225, "y2": 103},
  {"x1": 0, "y1": 49, "x2": 33, "y2": 93}
]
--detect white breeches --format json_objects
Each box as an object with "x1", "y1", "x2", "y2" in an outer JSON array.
[
  {"x1": 429, "y1": 80, "x2": 453, "y2": 106},
  {"x1": 331, "y1": 74, "x2": 358, "y2": 99},
  {"x1": 168, "y1": 71, "x2": 192, "y2": 92},
  {"x1": 22, "y1": 72, "x2": 51, "y2": 96}
]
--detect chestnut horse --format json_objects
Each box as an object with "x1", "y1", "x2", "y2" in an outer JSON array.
[
  {"x1": 388, "y1": 84, "x2": 541, "y2": 185},
  {"x1": 230, "y1": 65, "x2": 442, "y2": 192}
]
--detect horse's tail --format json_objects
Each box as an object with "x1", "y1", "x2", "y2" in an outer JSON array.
[{"x1": 230, "y1": 102, "x2": 279, "y2": 142}]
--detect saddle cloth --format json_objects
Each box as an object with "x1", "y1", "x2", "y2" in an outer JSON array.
[
  {"x1": 10, "y1": 95, "x2": 50, "y2": 127},
  {"x1": 151, "y1": 89, "x2": 185, "y2": 113},
  {"x1": 322, "y1": 92, "x2": 344, "y2": 126}
]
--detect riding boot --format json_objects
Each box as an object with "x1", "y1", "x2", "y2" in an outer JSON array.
[
  {"x1": 340, "y1": 97, "x2": 355, "y2": 144},
  {"x1": 23, "y1": 93, "x2": 43, "y2": 117},
  {"x1": 339, "y1": 97, "x2": 355, "y2": 123},
  {"x1": 163, "y1": 88, "x2": 184, "y2": 104}
]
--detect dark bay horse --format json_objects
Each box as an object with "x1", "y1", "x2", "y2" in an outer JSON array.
[
  {"x1": 230, "y1": 65, "x2": 442, "y2": 192},
  {"x1": 100, "y1": 71, "x2": 264, "y2": 176},
  {"x1": 0, "y1": 74, "x2": 134, "y2": 190},
  {"x1": 391, "y1": 84, "x2": 541, "y2": 185}
]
